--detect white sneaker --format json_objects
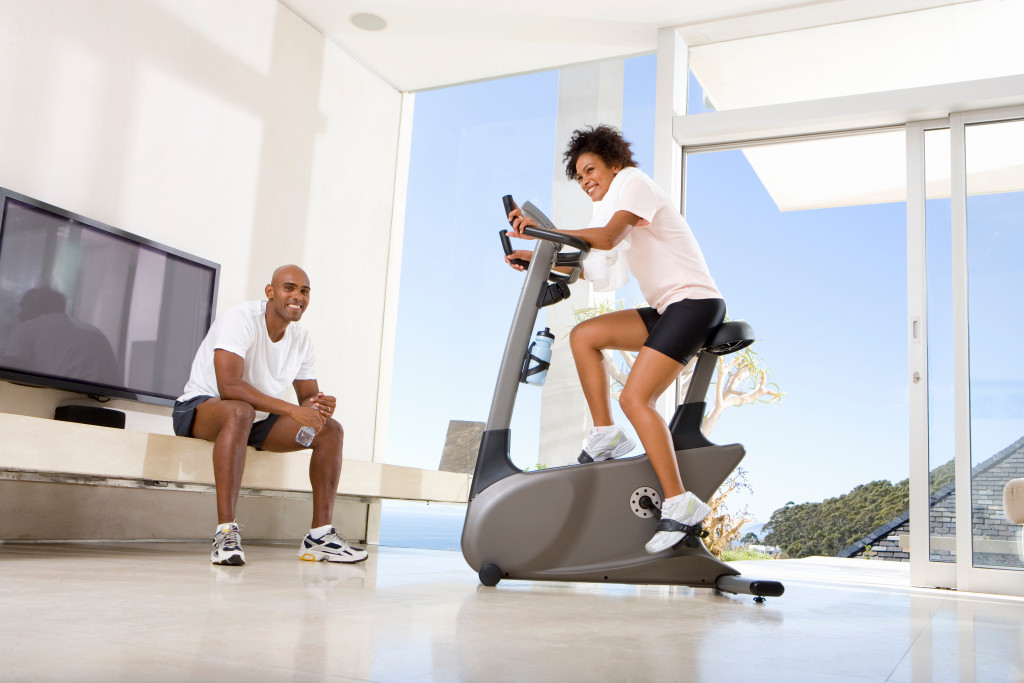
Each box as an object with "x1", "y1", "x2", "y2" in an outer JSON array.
[
  {"x1": 577, "y1": 426, "x2": 636, "y2": 464},
  {"x1": 298, "y1": 528, "x2": 368, "y2": 563},
  {"x1": 644, "y1": 491, "x2": 711, "y2": 554},
  {"x1": 211, "y1": 523, "x2": 246, "y2": 566}
]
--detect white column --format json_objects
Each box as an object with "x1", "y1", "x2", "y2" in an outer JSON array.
[
  {"x1": 365, "y1": 92, "x2": 414, "y2": 544},
  {"x1": 654, "y1": 27, "x2": 687, "y2": 204},
  {"x1": 654, "y1": 27, "x2": 689, "y2": 420},
  {"x1": 372, "y1": 92, "x2": 415, "y2": 467},
  {"x1": 537, "y1": 60, "x2": 624, "y2": 468}
]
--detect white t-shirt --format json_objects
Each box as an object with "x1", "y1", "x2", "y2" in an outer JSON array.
[
  {"x1": 178, "y1": 300, "x2": 317, "y2": 421},
  {"x1": 586, "y1": 167, "x2": 722, "y2": 313}
]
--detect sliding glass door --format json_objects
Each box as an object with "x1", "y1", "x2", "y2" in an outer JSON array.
[{"x1": 910, "y1": 107, "x2": 1024, "y2": 596}]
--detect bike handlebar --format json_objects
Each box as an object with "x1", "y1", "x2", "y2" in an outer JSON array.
[{"x1": 501, "y1": 195, "x2": 591, "y2": 254}]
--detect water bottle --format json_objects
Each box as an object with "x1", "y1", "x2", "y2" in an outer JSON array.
[
  {"x1": 296, "y1": 426, "x2": 316, "y2": 447},
  {"x1": 296, "y1": 400, "x2": 324, "y2": 446},
  {"x1": 522, "y1": 327, "x2": 555, "y2": 385}
]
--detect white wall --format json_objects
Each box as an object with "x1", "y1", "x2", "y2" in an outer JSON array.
[
  {"x1": 536, "y1": 61, "x2": 623, "y2": 468},
  {"x1": 0, "y1": 0, "x2": 403, "y2": 463}
]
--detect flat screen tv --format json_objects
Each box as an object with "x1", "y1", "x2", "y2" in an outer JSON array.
[{"x1": 0, "y1": 187, "x2": 219, "y2": 406}]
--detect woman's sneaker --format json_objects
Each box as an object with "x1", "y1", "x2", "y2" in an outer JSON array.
[
  {"x1": 211, "y1": 523, "x2": 245, "y2": 566},
  {"x1": 577, "y1": 426, "x2": 637, "y2": 464},
  {"x1": 644, "y1": 491, "x2": 711, "y2": 554},
  {"x1": 298, "y1": 528, "x2": 368, "y2": 563}
]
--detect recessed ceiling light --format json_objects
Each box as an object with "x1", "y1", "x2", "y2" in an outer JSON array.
[{"x1": 350, "y1": 12, "x2": 387, "y2": 31}]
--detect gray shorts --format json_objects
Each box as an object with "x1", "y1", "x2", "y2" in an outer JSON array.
[{"x1": 172, "y1": 395, "x2": 280, "y2": 451}]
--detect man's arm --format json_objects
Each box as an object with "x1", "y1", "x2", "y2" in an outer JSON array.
[
  {"x1": 214, "y1": 349, "x2": 324, "y2": 429},
  {"x1": 294, "y1": 379, "x2": 335, "y2": 421}
]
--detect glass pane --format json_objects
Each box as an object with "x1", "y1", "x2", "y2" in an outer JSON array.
[
  {"x1": 381, "y1": 56, "x2": 658, "y2": 550},
  {"x1": 685, "y1": 130, "x2": 909, "y2": 557},
  {"x1": 387, "y1": 70, "x2": 559, "y2": 476},
  {"x1": 925, "y1": 128, "x2": 956, "y2": 562},
  {"x1": 965, "y1": 118, "x2": 1024, "y2": 570}
]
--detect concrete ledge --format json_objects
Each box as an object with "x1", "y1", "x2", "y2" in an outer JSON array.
[{"x1": 0, "y1": 412, "x2": 470, "y2": 504}]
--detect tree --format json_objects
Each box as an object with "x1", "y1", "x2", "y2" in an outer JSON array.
[
  {"x1": 759, "y1": 458, "x2": 954, "y2": 559},
  {"x1": 762, "y1": 479, "x2": 910, "y2": 558},
  {"x1": 573, "y1": 300, "x2": 782, "y2": 436},
  {"x1": 703, "y1": 468, "x2": 755, "y2": 557},
  {"x1": 740, "y1": 531, "x2": 761, "y2": 545},
  {"x1": 572, "y1": 300, "x2": 783, "y2": 558}
]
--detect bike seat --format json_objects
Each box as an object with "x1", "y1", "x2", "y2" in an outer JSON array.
[{"x1": 703, "y1": 321, "x2": 755, "y2": 356}]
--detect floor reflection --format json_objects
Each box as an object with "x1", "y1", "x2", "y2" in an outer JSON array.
[{"x1": 1, "y1": 542, "x2": 1022, "y2": 682}]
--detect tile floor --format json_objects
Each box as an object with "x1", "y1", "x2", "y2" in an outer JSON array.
[{"x1": 1, "y1": 542, "x2": 1022, "y2": 682}]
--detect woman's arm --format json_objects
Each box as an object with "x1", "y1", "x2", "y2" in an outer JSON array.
[
  {"x1": 504, "y1": 249, "x2": 580, "y2": 276},
  {"x1": 507, "y1": 208, "x2": 641, "y2": 251}
]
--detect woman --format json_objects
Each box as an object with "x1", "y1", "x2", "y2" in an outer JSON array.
[{"x1": 506, "y1": 125, "x2": 726, "y2": 554}]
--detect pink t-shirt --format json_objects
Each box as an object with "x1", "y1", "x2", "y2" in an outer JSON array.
[{"x1": 614, "y1": 170, "x2": 722, "y2": 313}]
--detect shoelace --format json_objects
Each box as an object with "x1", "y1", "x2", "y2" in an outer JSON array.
[
  {"x1": 321, "y1": 530, "x2": 350, "y2": 547},
  {"x1": 587, "y1": 430, "x2": 615, "y2": 450},
  {"x1": 219, "y1": 529, "x2": 241, "y2": 548}
]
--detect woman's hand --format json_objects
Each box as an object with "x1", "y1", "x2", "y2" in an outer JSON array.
[
  {"x1": 504, "y1": 250, "x2": 533, "y2": 272},
  {"x1": 506, "y1": 208, "x2": 537, "y2": 239}
]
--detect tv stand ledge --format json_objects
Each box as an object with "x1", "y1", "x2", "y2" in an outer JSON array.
[{"x1": 0, "y1": 412, "x2": 470, "y2": 504}]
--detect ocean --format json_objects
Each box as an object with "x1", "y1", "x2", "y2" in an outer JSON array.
[{"x1": 378, "y1": 500, "x2": 466, "y2": 552}]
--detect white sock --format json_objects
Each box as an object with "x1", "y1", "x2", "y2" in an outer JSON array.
[
  {"x1": 309, "y1": 523, "x2": 332, "y2": 540},
  {"x1": 594, "y1": 425, "x2": 618, "y2": 434},
  {"x1": 216, "y1": 522, "x2": 237, "y2": 535},
  {"x1": 663, "y1": 493, "x2": 686, "y2": 509}
]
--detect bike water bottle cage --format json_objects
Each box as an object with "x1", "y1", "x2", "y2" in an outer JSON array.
[{"x1": 520, "y1": 351, "x2": 551, "y2": 383}]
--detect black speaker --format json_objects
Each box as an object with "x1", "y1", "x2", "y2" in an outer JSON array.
[{"x1": 54, "y1": 405, "x2": 126, "y2": 429}]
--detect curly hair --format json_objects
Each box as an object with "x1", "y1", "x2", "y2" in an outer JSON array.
[{"x1": 562, "y1": 125, "x2": 637, "y2": 181}]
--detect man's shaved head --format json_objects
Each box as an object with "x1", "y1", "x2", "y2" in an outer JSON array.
[
  {"x1": 271, "y1": 264, "x2": 309, "y2": 288},
  {"x1": 265, "y1": 265, "x2": 312, "y2": 328}
]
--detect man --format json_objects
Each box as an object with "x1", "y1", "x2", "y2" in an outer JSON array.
[
  {"x1": 1, "y1": 287, "x2": 121, "y2": 386},
  {"x1": 172, "y1": 265, "x2": 366, "y2": 565}
]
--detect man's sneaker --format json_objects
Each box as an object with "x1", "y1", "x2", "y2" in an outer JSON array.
[
  {"x1": 577, "y1": 426, "x2": 636, "y2": 464},
  {"x1": 298, "y1": 528, "x2": 368, "y2": 563},
  {"x1": 211, "y1": 524, "x2": 245, "y2": 566},
  {"x1": 644, "y1": 491, "x2": 711, "y2": 554}
]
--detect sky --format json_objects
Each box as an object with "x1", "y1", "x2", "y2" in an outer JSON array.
[{"x1": 385, "y1": 55, "x2": 1024, "y2": 526}]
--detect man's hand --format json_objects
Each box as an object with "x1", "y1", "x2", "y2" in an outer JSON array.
[
  {"x1": 290, "y1": 404, "x2": 325, "y2": 430},
  {"x1": 303, "y1": 392, "x2": 336, "y2": 420}
]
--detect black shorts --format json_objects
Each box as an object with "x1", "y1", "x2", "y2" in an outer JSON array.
[
  {"x1": 638, "y1": 298, "x2": 727, "y2": 364},
  {"x1": 171, "y1": 395, "x2": 280, "y2": 451}
]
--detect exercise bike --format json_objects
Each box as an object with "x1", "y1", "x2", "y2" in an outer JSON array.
[{"x1": 461, "y1": 196, "x2": 783, "y2": 602}]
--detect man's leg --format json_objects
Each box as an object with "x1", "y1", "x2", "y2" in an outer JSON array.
[
  {"x1": 259, "y1": 418, "x2": 366, "y2": 563},
  {"x1": 258, "y1": 416, "x2": 343, "y2": 528},
  {"x1": 191, "y1": 398, "x2": 257, "y2": 524}
]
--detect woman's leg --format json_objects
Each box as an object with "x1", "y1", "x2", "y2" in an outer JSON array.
[
  {"x1": 569, "y1": 309, "x2": 650, "y2": 426},
  {"x1": 618, "y1": 347, "x2": 687, "y2": 497}
]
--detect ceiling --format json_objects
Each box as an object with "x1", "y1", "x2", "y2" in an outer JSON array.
[{"x1": 280, "y1": 0, "x2": 968, "y2": 92}]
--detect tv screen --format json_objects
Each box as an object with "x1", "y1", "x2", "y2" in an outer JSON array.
[{"x1": 0, "y1": 188, "x2": 219, "y2": 405}]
